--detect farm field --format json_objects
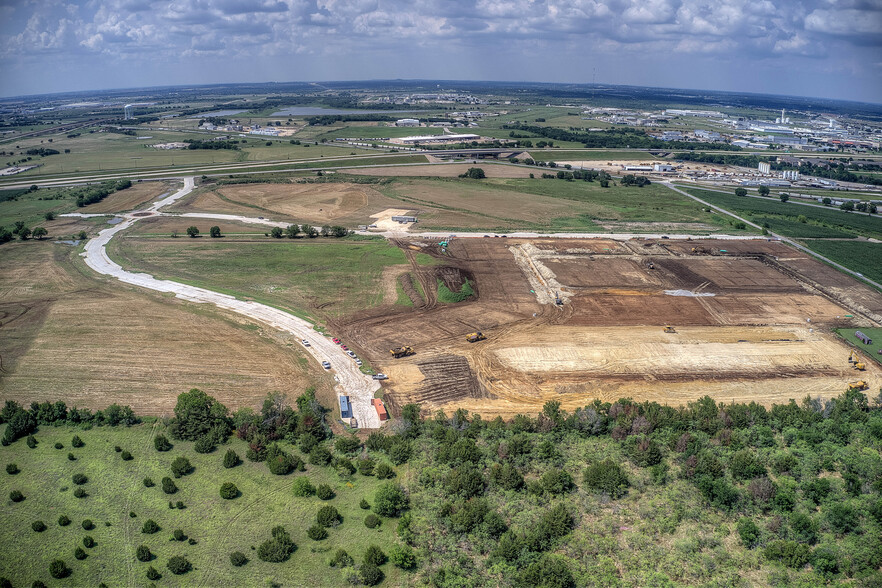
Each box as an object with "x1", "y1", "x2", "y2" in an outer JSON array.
[
  {"x1": 0, "y1": 243, "x2": 327, "y2": 414},
  {"x1": 805, "y1": 240, "x2": 882, "y2": 286},
  {"x1": 0, "y1": 423, "x2": 409, "y2": 587}
]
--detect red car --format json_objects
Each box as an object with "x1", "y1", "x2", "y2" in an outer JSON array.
[
  {"x1": 341, "y1": 345, "x2": 349, "y2": 351},
  {"x1": 332, "y1": 337, "x2": 341, "y2": 344}
]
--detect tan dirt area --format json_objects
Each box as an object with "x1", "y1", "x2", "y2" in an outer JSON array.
[
  {"x1": 0, "y1": 243, "x2": 327, "y2": 415},
  {"x1": 80, "y1": 181, "x2": 177, "y2": 214}
]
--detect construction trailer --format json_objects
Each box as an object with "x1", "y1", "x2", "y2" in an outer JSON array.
[
  {"x1": 856, "y1": 331, "x2": 872, "y2": 345},
  {"x1": 339, "y1": 396, "x2": 352, "y2": 419},
  {"x1": 372, "y1": 399, "x2": 388, "y2": 421}
]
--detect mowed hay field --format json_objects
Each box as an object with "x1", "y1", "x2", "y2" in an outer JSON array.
[
  {"x1": 0, "y1": 424, "x2": 408, "y2": 587},
  {"x1": 0, "y1": 243, "x2": 329, "y2": 415}
]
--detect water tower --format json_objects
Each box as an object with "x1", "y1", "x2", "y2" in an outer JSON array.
[{"x1": 124, "y1": 104, "x2": 134, "y2": 120}]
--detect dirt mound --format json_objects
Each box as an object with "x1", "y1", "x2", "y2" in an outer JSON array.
[
  {"x1": 399, "y1": 273, "x2": 425, "y2": 307},
  {"x1": 410, "y1": 354, "x2": 487, "y2": 405}
]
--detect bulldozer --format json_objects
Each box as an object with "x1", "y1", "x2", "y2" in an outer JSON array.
[
  {"x1": 848, "y1": 380, "x2": 869, "y2": 391},
  {"x1": 664, "y1": 326, "x2": 676, "y2": 333},
  {"x1": 466, "y1": 331, "x2": 486, "y2": 343},
  {"x1": 390, "y1": 346, "x2": 415, "y2": 359},
  {"x1": 848, "y1": 351, "x2": 866, "y2": 371}
]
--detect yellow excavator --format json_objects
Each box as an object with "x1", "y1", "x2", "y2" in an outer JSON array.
[
  {"x1": 664, "y1": 326, "x2": 676, "y2": 333},
  {"x1": 466, "y1": 331, "x2": 486, "y2": 343},
  {"x1": 848, "y1": 380, "x2": 869, "y2": 391},
  {"x1": 848, "y1": 351, "x2": 866, "y2": 371},
  {"x1": 390, "y1": 346, "x2": 415, "y2": 359}
]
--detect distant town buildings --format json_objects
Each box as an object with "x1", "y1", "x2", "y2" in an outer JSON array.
[{"x1": 396, "y1": 118, "x2": 420, "y2": 127}]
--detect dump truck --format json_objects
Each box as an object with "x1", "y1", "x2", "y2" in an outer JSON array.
[
  {"x1": 466, "y1": 331, "x2": 486, "y2": 343},
  {"x1": 664, "y1": 326, "x2": 676, "y2": 333},
  {"x1": 848, "y1": 380, "x2": 869, "y2": 391},
  {"x1": 390, "y1": 346, "x2": 415, "y2": 359}
]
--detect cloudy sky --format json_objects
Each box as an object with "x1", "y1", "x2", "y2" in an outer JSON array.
[{"x1": 1, "y1": 0, "x2": 880, "y2": 102}]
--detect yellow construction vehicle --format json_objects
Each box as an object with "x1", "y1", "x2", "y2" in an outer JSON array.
[
  {"x1": 466, "y1": 331, "x2": 486, "y2": 343},
  {"x1": 390, "y1": 346, "x2": 415, "y2": 359},
  {"x1": 554, "y1": 292, "x2": 563, "y2": 305},
  {"x1": 848, "y1": 351, "x2": 866, "y2": 371},
  {"x1": 664, "y1": 326, "x2": 676, "y2": 333},
  {"x1": 848, "y1": 380, "x2": 869, "y2": 391}
]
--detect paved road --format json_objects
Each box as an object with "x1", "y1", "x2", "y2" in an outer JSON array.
[{"x1": 70, "y1": 177, "x2": 381, "y2": 428}]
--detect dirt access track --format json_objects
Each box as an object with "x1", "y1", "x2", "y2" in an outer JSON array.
[{"x1": 334, "y1": 236, "x2": 882, "y2": 418}]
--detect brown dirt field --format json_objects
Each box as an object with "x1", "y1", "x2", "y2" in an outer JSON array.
[
  {"x1": 345, "y1": 163, "x2": 534, "y2": 178},
  {"x1": 80, "y1": 181, "x2": 177, "y2": 213},
  {"x1": 335, "y1": 237, "x2": 880, "y2": 417},
  {"x1": 0, "y1": 243, "x2": 329, "y2": 415}
]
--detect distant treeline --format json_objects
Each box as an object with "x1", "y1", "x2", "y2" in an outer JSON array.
[
  {"x1": 503, "y1": 124, "x2": 741, "y2": 151},
  {"x1": 25, "y1": 148, "x2": 59, "y2": 157},
  {"x1": 74, "y1": 179, "x2": 132, "y2": 207},
  {"x1": 306, "y1": 114, "x2": 398, "y2": 126},
  {"x1": 184, "y1": 139, "x2": 240, "y2": 150}
]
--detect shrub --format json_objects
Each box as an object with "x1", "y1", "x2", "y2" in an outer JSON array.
[
  {"x1": 143, "y1": 477, "x2": 154, "y2": 487},
  {"x1": 257, "y1": 526, "x2": 295, "y2": 562},
  {"x1": 730, "y1": 449, "x2": 766, "y2": 480},
  {"x1": 71, "y1": 435, "x2": 84, "y2": 448},
  {"x1": 114, "y1": 446, "x2": 122, "y2": 452},
  {"x1": 316, "y1": 484, "x2": 335, "y2": 500},
  {"x1": 307, "y1": 524, "x2": 328, "y2": 540},
  {"x1": 68, "y1": 452, "x2": 76, "y2": 461},
  {"x1": 58, "y1": 515, "x2": 70, "y2": 526},
  {"x1": 812, "y1": 546, "x2": 839, "y2": 579},
  {"x1": 364, "y1": 514, "x2": 381, "y2": 529},
  {"x1": 141, "y1": 519, "x2": 160, "y2": 534},
  {"x1": 292, "y1": 477, "x2": 316, "y2": 497},
  {"x1": 764, "y1": 540, "x2": 810, "y2": 568},
  {"x1": 230, "y1": 551, "x2": 248, "y2": 566},
  {"x1": 9, "y1": 490, "x2": 24, "y2": 502},
  {"x1": 223, "y1": 449, "x2": 241, "y2": 468},
  {"x1": 491, "y1": 463, "x2": 524, "y2": 491},
  {"x1": 359, "y1": 562, "x2": 384, "y2": 586},
  {"x1": 74, "y1": 546, "x2": 87, "y2": 560},
  {"x1": 791, "y1": 511, "x2": 818, "y2": 544},
  {"x1": 518, "y1": 554, "x2": 575, "y2": 588},
  {"x1": 375, "y1": 462, "x2": 395, "y2": 479},
  {"x1": 335, "y1": 436, "x2": 361, "y2": 454},
  {"x1": 360, "y1": 498, "x2": 370, "y2": 509},
  {"x1": 389, "y1": 544, "x2": 417, "y2": 570},
  {"x1": 170, "y1": 456, "x2": 192, "y2": 477},
  {"x1": 82, "y1": 519, "x2": 94, "y2": 530},
  {"x1": 317, "y1": 505, "x2": 341, "y2": 527},
  {"x1": 154, "y1": 434, "x2": 172, "y2": 451},
  {"x1": 72, "y1": 473, "x2": 88, "y2": 485},
  {"x1": 49, "y1": 560, "x2": 70, "y2": 579},
  {"x1": 194, "y1": 435, "x2": 216, "y2": 454},
  {"x1": 5, "y1": 464, "x2": 18, "y2": 475},
  {"x1": 136, "y1": 545, "x2": 152, "y2": 562},
  {"x1": 266, "y1": 444, "x2": 298, "y2": 475},
  {"x1": 737, "y1": 517, "x2": 761, "y2": 548},
  {"x1": 220, "y1": 482, "x2": 239, "y2": 499},
  {"x1": 73, "y1": 487, "x2": 87, "y2": 498},
  {"x1": 329, "y1": 549, "x2": 353, "y2": 568},
  {"x1": 170, "y1": 529, "x2": 185, "y2": 542},
  {"x1": 539, "y1": 470, "x2": 575, "y2": 495},
  {"x1": 826, "y1": 503, "x2": 859, "y2": 533},
  {"x1": 373, "y1": 482, "x2": 408, "y2": 517},
  {"x1": 364, "y1": 544, "x2": 387, "y2": 566},
  {"x1": 624, "y1": 435, "x2": 664, "y2": 467},
  {"x1": 166, "y1": 555, "x2": 192, "y2": 575},
  {"x1": 26, "y1": 435, "x2": 38, "y2": 449},
  {"x1": 309, "y1": 445, "x2": 332, "y2": 466},
  {"x1": 188, "y1": 537, "x2": 197, "y2": 545},
  {"x1": 121, "y1": 450, "x2": 133, "y2": 461},
  {"x1": 584, "y1": 460, "x2": 629, "y2": 498},
  {"x1": 32, "y1": 520, "x2": 46, "y2": 532},
  {"x1": 82, "y1": 536, "x2": 95, "y2": 548},
  {"x1": 358, "y1": 457, "x2": 376, "y2": 476},
  {"x1": 176, "y1": 501, "x2": 185, "y2": 509},
  {"x1": 162, "y1": 477, "x2": 177, "y2": 494},
  {"x1": 54, "y1": 442, "x2": 64, "y2": 449},
  {"x1": 146, "y1": 566, "x2": 161, "y2": 581}
]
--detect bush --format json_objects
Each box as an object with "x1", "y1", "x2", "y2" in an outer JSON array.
[
  {"x1": 360, "y1": 498, "x2": 370, "y2": 509},
  {"x1": 518, "y1": 554, "x2": 575, "y2": 588},
  {"x1": 136, "y1": 545, "x2": 153, "y2": 562},
  {"x1": 48, "y1": 560, "x2": 70, "y2": 579},
  {"x1": 170, "y1": 456, "x2": 192, "y2": 477},
  {"x1": 143, "y1": 477, "x2": 154, "y2": 487},
  {"x1": 223, "y1": 449, "x2": 241, "y2": 468},
  {"x1": 146, "y1": 566, "x2": 161, "y2": 581},
  {"x1": 257, "y1": 526, "x2": 295, "y2": 562},
  {"x1": 194, "y1": 435, "x2": 216, "y2": 454},
  {"x1": 141, "y1": 519, "x2": 160, "y2": 534},
  {"x1": 826, "y1": 503, "x2": 859, "y2": 533},
  {"x1": 166, "y1": 555, "x2": 192, "y2": 575},
  {"x1": 364, "y1": 514, "x2": 381, "y2": 529},
  {"x1": 764, "y1": 540, "x2": 810, "y2": 568},
  {"x1": 153, "y1": 434, "x2": 172, "y2": 451},
  {"x1": 358, "y1": 457, "x2": 376, "y2": 476},
  {"x1": 82, "y1": 519, "x2": 94, "y2": 530},
  {"x1": 309, "y1": 445, "x2": 332, "y2": 466},
  {"x1": 9, "y1": 490, "x2": 24, "y2": 502},
  {"x1": 176, "y1": 501, "x2": 185, "y2": 509},
  {"x1": 72, "y1": 473, "x2": 88, "y2": 485},
  {"x1": 375, "y1": 462, "x2": 395, "y2": 479},
  {"x1": 162, "y1": 477, "x2": 178, "y2": 494},
  {"x1": 71, "y1": 435, "x2": 84, "y2": 448},
  {"x1": 172, "y1": 529, "x2": 185, "y2": 541},
  {"x1": 539, "y1": 470, "x2": 575, "y2": 495},
  {"x1": 74, "y1": 546, "x2": 87, "y2": 560},
  {"x1": 737, "y1": 517, "x2": 761, "y2": 548},
  {"x1": 32, "y1": 520, "x2": 46, "y2": 532},
  {"x1": 307, "y1": 524, "x2": 328, "y2": 540},
  {"x1": 230, "y1": 551, "x2": 248, "y2": 566},
  {"x1": 26, "y1": 435, "x2": 38, "y2": 449},
  {"x1": 58, "y1": 515, "x2": 70, "y2": 526},
  {"x1": 292, "y1": 477, "x2": 316, "y2": 497},
  {"x1": 584, "y1": 460, "x2": 629, "y2": 498},
  {"x1": 373, "y1": 482, "x2": 408, "y2": 517},
  {"x1": 335, "y1": 436, "x2": 361, "y2": 454},
  {"x1": 82, "y1": 536, "x2": 95, "y2": 548},
  {"x1": 364, "y1": 544, "x2": 387, "y2": 566},
  {"x1": 329, "y1": 549, "x2": 353, "y2": 568},
  {"x1": 316, "y1": 484, "x2": 335, "y2": 500},
  {"x1": 5, "y1": 464, "x2": 18, "y2": 475},
  {"x1": 121, "y1": 450, "x2": 133, "y2": 461},
  {"x1": 73, "y1": 487, "x2": 87, "y2": 498},
  {"x1": 317, "y1": 505, "x2": 341, "y2": 527},
  {"x1": 266, "y1": 444, "x2": 298, "y2": 475},
  {"x1": 389, "y1": 544, "x2": 417, "y2": 569},
  {"x1": 219, "y1": 482, "x2": 240, "y2": 499},
  {"x1": 68, "y1": 452, "x2": 76, "y2": 461},
  {"x1": 54, "y1": 442, "x2": 64, "y2": 449},
  {"x1": 359, "y1": 562, "x2": 384, "y2": 586},
  {"x1": 114, "y1": 445, "x2": 122, "y2": 452},
  {"x1": 730, "y1": 449, "x2": 766, "y2": 480}
]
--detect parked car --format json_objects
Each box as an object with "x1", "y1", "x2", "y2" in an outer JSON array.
[
  {"x1": 372, "y1": 373, "x2": 388, "y2": 380},
  {"x1": 341, "y1": 345, "x2": 349, "y2": 351},
  {"x1": 346, "y1": 350, "x2": 356, "y2": 357},
  {"x1": 321, "y1": 361, "x2": 331, "y2": 369},
  {"x1": 355, "y1": 359, "x2": 363, "y2": 366},
  {"x1": 301, "y1": 339, "x2": 310, "y2": 347},
  {"x1": 332, "y1": 337, "x2": 341, "y2": 344}
]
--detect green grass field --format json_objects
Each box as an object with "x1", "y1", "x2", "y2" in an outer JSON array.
[
  {"x1": 0, "y1": 424, "x2": 408, "y2": 587},
  {"x1": 0, "y1": 189, "x2": 78, "y2": 229},
  {"x1": 108, "y1": 237, "x2": 409, "y2": 320},
  {"x1": 835, "y1": 327, "x2": 882, "y2": 366}
]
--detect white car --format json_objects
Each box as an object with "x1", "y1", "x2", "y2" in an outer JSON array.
[
  {"x1": 372, "y1": 373, "x2": 388, "y2": 380},
  {"x1": 346, "y1": 350, "x2": 356, "y2": 357},
  {"x1": 301, "y1": 339, "x2": 310, "y2": 347},
  {"x1": 321, "y1": 361, "x2": 331, "y2": 369}
]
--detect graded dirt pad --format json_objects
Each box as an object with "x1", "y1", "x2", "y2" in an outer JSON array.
[
  {"x1": 0, "y1": 243, "x2": 326, "y2": 415},
  {"x1": 336, "y1": 237, "x2": 881, "y2": 417},
  {"x1": 345, "y1": 163, "x2": 534, "y2": 178},
  {"x1": 80, "y1": 181, "x2": 176, "y2": 213}
]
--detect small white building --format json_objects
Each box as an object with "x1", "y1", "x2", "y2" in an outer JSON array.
[
  {"x1": 758, "y1": 162, "x2": 771, "y2": 174},
  {"x1": 653, "y1": 163, "x2": 675, "y2": 172},
  {"x1": 396, "y1": 118, "x2": 420, "y2": 127}
]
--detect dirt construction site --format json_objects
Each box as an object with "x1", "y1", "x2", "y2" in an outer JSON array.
[{"x1": 334, "y1": 236, "x2": 882, "y2": 418}]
